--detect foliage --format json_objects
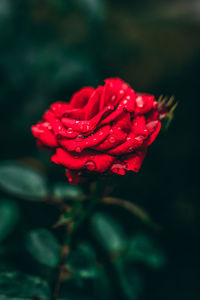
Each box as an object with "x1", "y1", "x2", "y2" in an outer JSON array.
[{"x1": 0, "y1": 162, "x2": 166, "y2": 299}]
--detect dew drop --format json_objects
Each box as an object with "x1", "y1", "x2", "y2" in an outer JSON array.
[
  {"x1": 112, "y1": 163, "x2": 126, "y2": 175},
  {"x1": 119, "y1": 90, "x2": 124, "y2": 94},
  {"x1": 58, "y1": 126, "x2": 62, "y2": 130},
  {"x1": 75, "y1": 147, "x2": 81, "y2": 153},
  {"x1": 126, "y1": 136, "x2": 131, "y2": 141},
  {"x1": 111, "y1": 95, "x2": 117, "y2": 101},
  {"x1": 123, "y1": 100, "x2": 128, "y2": 104},
  {"x1": 67, "y1": 128, "x2": 73, "y2": 134},
  {"x1": 146, "y1": 120, "x2": 158, "y2": 130},
  {"x1": 99, "y1": 131, "x2": 103, "y2": 136},
  {"x1": 109, "y1": 136, "x2": 115, "y2": 143},
  {"x1": 75, "y1": 120, "x2": 79, "y2": 124},
  {"x1": 122, "y1": 83, "x2": 128, "y2": 89},
  {"x1": 77, "y1": 134, "x2": 84, "y2": 140},
  {"x1": 93, "y1": 138, "x2": 97, "y2": 142},
  {"x1": 135, "y1": 135, "x2": 144, "y2": 142},
  {"x1": 85, "y1": 160, "x2": 96, "y2": 171},
  {"x1": 126, "y1": 95, "x2": 131, "y2": 100},
  {"x1": 128, "y1": 146, "x2": 134, "y2": 152},
  {"x1": 136, "y1": 96, "x2": 144, "y2": 108}
]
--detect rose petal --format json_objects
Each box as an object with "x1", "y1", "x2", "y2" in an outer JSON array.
[
  {"x1": 134, "y1": 94, "x2": 155, "y2": 115},
  {"x1": 52, "y1": 148, "x2": 115, "y2": 172},
  {"x1": 61, "y1": 105, "x2": 114, "y2": 133},
  {"x1": 50, "y1": 102, "x2": 71, "y2": 118},
  {"x1": 110, "y1": 161, "x2": 127, "y2": 175},
  {"x1": 103, "y1": 78, "x2": 130, "y2": 108},
  {"x1": 84, "y1": 86, "x2": 103, "y2": 120},
  {"x1": 146, "y1": 120, "x2": 161, "y2": 146},
  {"x1": 58, "y1": 125, "x2": 111, "y2": 152},
  {"x1": 50, "y1": 117, "x2": 80, "y2": 138},
  {"x1": 31, "y1": 123, "x2": 58, "y2": 147},
  {"x1": 70, "y1": 87, "x2": 95, "y2": 108},
  {"x1": 65, "y1": 169, "x2": 87, "y2": 184},
  {"x1": 124, "y1": 150, "x2": 147, "y2": 172},
  {"x1": 107, "y1": 117, "x2": 148, "y2": 155},
  {"x1": 93, "y1": 114, "x2": 129, "y2": 151}
]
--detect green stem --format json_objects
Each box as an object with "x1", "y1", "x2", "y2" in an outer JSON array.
[{"x1": 52, "y1": 181, "x2": 99, "y2": 300}]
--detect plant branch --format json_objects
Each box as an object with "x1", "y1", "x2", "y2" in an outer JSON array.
[{"x1": 102, "y1": 197, "x2": 161, "y2": 230}]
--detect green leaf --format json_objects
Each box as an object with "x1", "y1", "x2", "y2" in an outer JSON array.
[
  {"x1": 25, "y1": 228, "x2": 60, "y2": 267},
  {"x1": 115, "y1": 259, "x2": 143, "y2": 300},
  {"x1": 60, "y1": 278, "x2": 92, "y2": 300},
  {"x1": 53, "y1": 182, "x2": 83, "y2": 200},
  {"x1": 0, "y1": 198, "x2": 20, "y2": 242},
  {"x1": 93, "y1": 267, "x2": 111, "y2": 300},
  {"x1": 75, "y1": 0, "x2": 106, "y2": 23},
  {"x1": 127, "y1": 234, "x2": 166, "y2": 268},
  {"x1": 0, "y1": 161, "x2": 48, "y2": 201},
  {"x1": 67, "y1": 243, "x2": 98, "y2": 279},
  {"x1": 0, "y1": 271, "x2": 50, "y2": 298},
  {"x1": 91, "y1": 213, "x2": 127, "y2": 254}
]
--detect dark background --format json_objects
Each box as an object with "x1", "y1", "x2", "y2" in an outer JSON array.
[{"x1": 0, "y1": 0, "x2": 200, "y2": 299}]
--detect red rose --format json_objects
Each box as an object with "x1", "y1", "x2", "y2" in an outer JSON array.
[{"x1": 31, "y1": 78, "x2": 162, "y2": 184}]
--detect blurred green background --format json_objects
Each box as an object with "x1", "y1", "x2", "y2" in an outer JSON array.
[{"x1": 0, "y1": 0, "x2": 200, "y2": 299}]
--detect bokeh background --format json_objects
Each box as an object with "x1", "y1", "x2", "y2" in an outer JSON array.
[{"x1": 0, "y1": 0, "x2": 200, "y2": 299}]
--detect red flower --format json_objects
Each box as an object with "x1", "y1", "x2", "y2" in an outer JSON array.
[{"x1": 32, "y1": 78, "x2": 162, "y2": 184}]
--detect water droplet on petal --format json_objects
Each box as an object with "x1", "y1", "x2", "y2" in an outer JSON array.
[
  {"x1": 109, "y1": 136, "x2": 115, "y2": 143},
  {"x1": 128, "y1": 146, "x2": 134, "y2": 152},
  {"x1": 111, "y1": 95, "x2": 117, "y2": 101},
  {"x1": 123, "y1": 100, "x2": 128, "y2": 104},
  {"x1": 136, "y1": 96, "x2": 144, "y2": 108},
  {"x1": 75, "y1": 120, "x2": 79, "y2": 124},
  {"x1": 111, "y1": 163, "x2": 126, "y2": 175},
  {"x1": 58, "y1": 126, "x2": 62, "y2": 130},
  {"x1": 67, "y1": 128, "x2": 73, "y2": 134},
  {"x1": 99, "y1": 131, "x2": 103, "y2": 136},
  {"x1": 93, "y1": 138, "x2": 97, "y2": 142},
  {"x1": 86, "y1": 125, "x2": 90, "y2": 130},
  {"x1": 122, "y1": 83, "x2": 128, "y2": 89},
  {"x1": 75, "y1": 147, "x2": 81, "y2": 153},
  {"x1": 146, "y1": 120, "x2": 158, "y2": 130},
  {"x1": 119, "y1": 90, "x2": 124, "y2": 94},
  {"x1": 77, "y1": 134, "x2": 84, "y2": 140},
  {"x1": 126, "y1": 95, "x2": 131, "y2": 100},
  {"x1": 135, "y1": 135, "x2": 144, "y2": 142},
  {"x1": 126, "y1": 136, "x2": 131, "y2": 141},
  {"x1": 85, "y1": 160, "x2": 96, "y2": 171}
]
